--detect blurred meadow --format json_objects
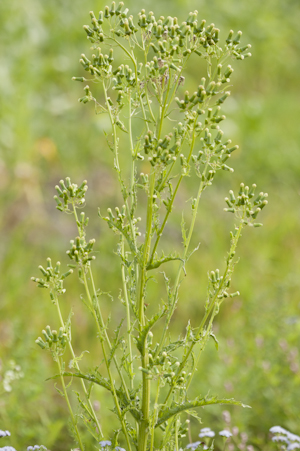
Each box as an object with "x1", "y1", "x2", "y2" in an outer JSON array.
[{"x1": 1, "y1": 0, "x2": 300, "y2": 449}]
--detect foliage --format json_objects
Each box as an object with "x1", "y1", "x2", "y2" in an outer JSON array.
[
  {"x1": 0, "y1": 0, "x2": 299, "y2": 449},
  {"x1": 29, "y1": 3, "x2": 267, "y2": 450}
]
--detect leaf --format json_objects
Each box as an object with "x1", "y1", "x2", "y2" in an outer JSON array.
[
  {"x1": 47, "y1": 371, "x2": 111, "y2": 392},
  {"x1": 156, "y1": 396, "x2": 250, "y2": 427},
  {"x1": 181, "y1": 214, "x2": 187, "y2": 246},
  {"x1": 136, "y1": 306, "x2": 167, "y2": 355},
  {"x1": 210, "y1": 332, "x2": 219, "y2": 351},
  {"x1": 103, "y1": 130, "x2": 114, "y2": 152},
  {"x1": 69, "y1": 350, "x2": 89, "y2": 369},
  {"x1": 108, "y1": 319, "x2": 124, "y2": 367},
  {"x1": 147, "y1": 253, "x2": 184, "y2": 270}
]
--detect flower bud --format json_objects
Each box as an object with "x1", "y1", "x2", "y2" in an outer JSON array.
[
  {"x1": 98, "y1": 11, "x2": 104, "y2": 24},
  {"x1": 226, "y1": 30, "x2": 234, "y2": 44},
  {"x1": 233, "y1": 31, "x2": 242, "y2": 45},
  {"x1": 83, "y1": 25, "x2": 94, "y2": 37},
  {"x1": 115, "y1": 2, "x2": 124, "y2": 15},
  {"x1": 36, "y1": 338, "x2": 46, "y2": 349}
]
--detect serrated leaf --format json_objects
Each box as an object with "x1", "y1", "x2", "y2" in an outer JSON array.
[
  {"x1": 136, "y1": 306, "x2": 167, "y2": 355},
  {"x1": 108, "y1": 319, "x2": 124, "y2": 367},
  {"x1": 147, "y1": 253, "x2": 184, "y2": 270},
  {"x1": 156, "y1": 395, "x2": 250, "y2": 427}
]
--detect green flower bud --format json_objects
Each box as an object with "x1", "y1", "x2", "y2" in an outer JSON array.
[
  {"x1": 222, "y1": 164, "x2": 234, "y2": 172},
  {"x1": 224, "y1": 207, "x2": 235, "y2": 213},
  {"x1": 226, "y1": 145, "x2": 239, "y2": 154},
  {"x1": 109, "y1": 1, "x2": 116, "y2": 15},
  {"x1": 248, "y1": 184, "x2": 256, "y2": 198},
  {"x1": 217, "y1": 91, "x2": 230, "y2": 105},
  {"x1": 224, "y1": 65, "x2": 234, "y2": 79},
  {"x1": 115, "y1": 2, "x2": 124, "y2": 15},
  {"x1": 233, "y1": 30, "x2": 242, "y2": 45},
  {"x1": 139, "y1": 14, "x2": 147, "y2": 28},
  {"x1": 72, "y1": 77, "x2": 85, "y2": 82},
  {"x1": 104, "y1": 6, "x2": 110, "y2": 18},
  {"x1": 61, "y1": 269, "x2": 73, "y2": 280},
  {"x1": 98, "y1": 11, "x2": 104, "y2": 24},
  {"x1": 226, "y1": 30, "x2": 234, "y2": 44},
  {"x1": 121, "y1": 7, "x2": 129, "y2": 17},
  {"x1": 36, "y1": 337, "x2": 46, "y2": 349},
  {"x1": 83, "y1": 25, "x2": 94, "y2": 36},
  {"x1": 195, "y1": 19, "x2": 206, "y2": 34}
]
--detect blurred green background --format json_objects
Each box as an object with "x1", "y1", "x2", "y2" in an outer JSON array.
[{"x1": 1, "y1": 0, "x2": 300, "y2": 449}]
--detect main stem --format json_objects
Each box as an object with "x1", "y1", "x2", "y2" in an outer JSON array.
[{"x1": 137, "y1": 169, "x2": 156, "y2": 451}]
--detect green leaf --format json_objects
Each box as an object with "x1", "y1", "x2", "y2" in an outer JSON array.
[
  {"x1": 108, "y1": 318, "x2": 124, "y2": 366},
  {"x1": 156, "y1": 395, "x2": 250, "y2": 427},
  {"x1": 136, "y1": 306, "x2": 167, "y2": 355},
  {"x1": 210, "y1": 332, "x2": 219, "y2": 351},
  {"x1": 47, "y1": 371, "x2": 111, "y2": 392},
  {"x1": 69, "y1": 350, "x2": 89, "y2": 369}
]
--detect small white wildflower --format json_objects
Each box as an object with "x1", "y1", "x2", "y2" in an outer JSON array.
[
  {"x1": 186, "y1": 442, "x2": 201, "y2": 449},
  {"x1": 27, "y1": 446, "x2": 47, "y2": 451},
  {"x1": 272, "y1": 436, "x2": 289, "y2": 443},
  {"x1": 270, "y1": 426, "x2": 289, "y2": 435},
  {"x1": 99, "y1": 441, "x2": 112, "y2": 448},
  {"x1": 0, "y1": 431, "x2": 11, "y2": 438},
  {"x1": 0, "y1": 447, "x2": 18, "y2": 451},
  {"x1": 200, "y1": 428, "x2": 212, "y2": 433},
  {"x1": 287, "y1": 433, "x2": 300, "y2": 443},
  {"x1": 288, "y1": 444, "x2": 300, "y2": 451},
  {"x1": 199, "y1": 431, "x2": 215, "y2": 438},
  {"x1": 115, "y1": 448, "x2": 126, "y2": 451},
  {"x1": 219, "y1": 430, "x2": 232, "y2": 438}
]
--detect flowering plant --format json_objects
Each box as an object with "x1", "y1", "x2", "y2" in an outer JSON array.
[{"x1": 31, "y1": 2, "x2": 268, "y2": 450}]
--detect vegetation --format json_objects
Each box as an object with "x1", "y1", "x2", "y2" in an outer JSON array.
[{"x1": 0, "y1": 0, "x2": 299, "y2": 450}]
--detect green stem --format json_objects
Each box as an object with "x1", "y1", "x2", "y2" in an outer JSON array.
[
  {"x1": 150, "y1": 378, "x2": 161, "y2": 451},
  {"x1": 185, "y1": 222, "x2": 244, "y2": 391},
  {"x1": 82, "y1": 268, "x2": 132, "y2": 451},
  {"x1": 137, "y1": 170, "x2": 156, "y2": 451},
  {"x1": 154, "y1": 160, "x2": 209, "y2": 359},
  {"x1": 54, "y1": 294, "x2": 103, "y2": 437},
  {"x1": 162, "y1": 221, "x2": 244, "y2": 406},
  {"x1": 148, "y1": 119, "x2": 199, "y2": 267},
  {"x1": 143, "y1": 53, "x2": 156, "y2": 124},
  {"x1": 121, "y1": 238, "x2": 134, "y2": 390},
  {"x1": 57, "y1": 357, "x2": 85, "y2": 451}
]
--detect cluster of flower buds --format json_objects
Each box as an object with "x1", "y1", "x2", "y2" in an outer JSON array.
[
  {"x1": 192, "y1": 122, "x2": 238, "y2": 183},
  {"x1": 102, "y1": 206, "x2": 141, "y2": 240},
  {"x1": 112, "y1": 63, "x2": 143, "y2": 92},
  {"x1": 54, "y1": 178, "x2": 88, "y2": 212},
  {"x1": 175, "y1": 78, "x2": 229, "y2": 113},
  {"x1": 35, "y1": 325, "x2": 68, "y2": 352},
  {"x1": 66, "y1": 236, "x2": 96, "y2": 266},
  {"x1": 31, "y1": 258, "x2": 73, "y2": 297},
  {"x1": 225, "y1": 30, "x2": 252, "y2": 59},
  {"x1": 224, "y1": 183, "x2": 268, "y2": 227},
  {"x1": 208, "y1": 268, "x2": 240, "y2": 300},
  {"x1": 143, "y1": 130, "x2": 181, "y2": 167},
  {"x1": 73, "y1": 3, "x2": 250, "y2": 90},
  {"x1": 78, "y1": 84, "x2": 94, "y2": 104},
  {"x1": 76, "y1": 47, "x2": 114, "y2": 80},
  {"x1": 139, "y1": 347, "x2": 190, "y2": 389}
]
